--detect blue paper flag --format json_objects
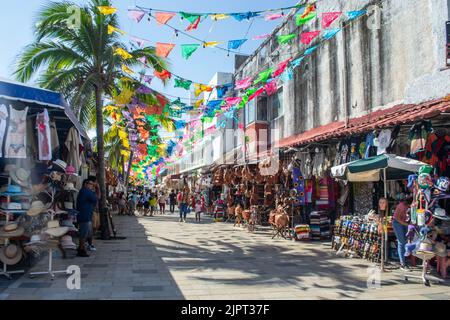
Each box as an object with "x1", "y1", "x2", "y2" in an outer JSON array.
[
  {"x1": 347, "y1": 10, "x2": 367, "y2": 21},
  {"x1": 228, "y1": 39, "x2": 247, "y2": 50},
  {"x1": 280, "y1": 67, "x2": 294, "y2": 83},
  {"x1": 304, "y1": 45, "x2": 319, "y2": 55},
  {"x1": 174, "y1": 120, "x2": 186, "y2": 130},
  {"x1": 291, "y1": 56, "x2": 304, "y2": 69},
  {"x1": 206, "y1": 100, "x2": 224, "y2": 108},
  {"x1": 216, "y1": 84, "x2": 232, "y2": 98},
  {"x1": 230, "y1": 12, "x2": 259, "y2": 21},
  {"x1": 322, "y1": 28, "x2": 341, "y2": 40}
]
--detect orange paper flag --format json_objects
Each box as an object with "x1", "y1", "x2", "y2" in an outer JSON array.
[
  {"x1": 154, "y1": 69, "x2": 172, "y2": 81},
  {"x1": 155, "y1": 42, "x2": 175, "y2": 58},
  {"x1": 155, "y1": 12, "x2": 176, "y2": 25}
]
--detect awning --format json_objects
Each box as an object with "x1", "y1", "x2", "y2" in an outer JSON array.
[
  {"x1": 276, "y1": 97, "x2": 450, "y2": 148},
  {"x1": 331, "y1": 154, "x2": 427, "y2": 181},
  {"x1": 0, "y1": 78, "x2": 89, "y2": 139}
]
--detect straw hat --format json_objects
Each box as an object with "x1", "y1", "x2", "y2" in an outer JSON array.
[
  {"x1": 432, "y1": 208, "x2": 450, "y2": 221},
  {"x1": 60, "y1": 235, "x2": 77, "y2": 249},
  {"x1": 0, "y1": 223, "x2": 25, "y2": 238},
  {"x1": 60, "y1": 219, "x2": 77, "y2": 231},
  {"x1": 65, "y1": 166, "x2": 77, "y2": 176},
  {"x1": 44, "y1": 220, "x2": 69, "y2": 238},
  {"x1": 64, "y1": 183, "x2": 78, "y2": 192},
  {"x1": 10, "y1": 167, "x2": 31, "y2": 188},
  {"x1": 0, "y1": 244, "x2": 23, "y2": 265},
  {"x1": 24, "y1": 234, "x2": 46, "y2": 246},
  {"x1": 52, "y1": 160, "x2": 67, "y2": 172},
  {"x1": 26, "y1": 200, "x2": 47, "y2": 217}
]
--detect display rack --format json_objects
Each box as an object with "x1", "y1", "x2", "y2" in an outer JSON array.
[
  {"x1": 29, "y1": 184, "x2": 66, "y2": 280},
  {"x1": 0, "y1": 211, "x2": 25, "y2": 279}
]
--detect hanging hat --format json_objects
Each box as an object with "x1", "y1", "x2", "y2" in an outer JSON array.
[
  {"x1": 27, "y1": 200, "x2": 47, "y2": 217},
  {"x1": 435, "y1": 177, "x2": 449, "y2": 192},
  {"x1": 418, "y1": 165, "x2": 433, "y2": 175},
  {"x1": 0, "y1": 222, "x2": 25, "y2": 238},
  {"x1": 432, "y1": 208, "x2": 450, "y2": 221},
  {"x1": 10, "y1": 168, "x2": 31, "y2": 188},
  {"x1": 60, "y1": 235, "x2": 77, "y2": 249},
  {"x1": 434, "y1": 242, "x2": 447, "y2": 257},
  {"x1": 65, "y1": 165, "x2": 77, "y2": 176},
  {"x1": 24, "y1": 234, "x2": 46, "y2": 246},
  {"x1": 0, "y1": 244, "x2": 23, "y2": 265},
  {"x1": 44, "y1": 220, "x2": 69, "y2": 238},
  {"x1": 52, "y1": 160, "x2": 67, "y2": 173},
  {"x1": 64, "y1": 183, "x2": 78, "y2": 192}
]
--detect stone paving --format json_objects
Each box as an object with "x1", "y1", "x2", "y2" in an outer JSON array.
[{"x1": 0, "y1": 211, "x2": 449, "y2": 300}]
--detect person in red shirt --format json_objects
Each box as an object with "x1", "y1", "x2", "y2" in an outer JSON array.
[{"x1": 392, "y1": 193, "x2": 411, "y2": 271}]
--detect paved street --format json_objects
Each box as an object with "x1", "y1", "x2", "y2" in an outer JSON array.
[{"x1": 0, "y1": 211, "x2": 449, "y2": 300}]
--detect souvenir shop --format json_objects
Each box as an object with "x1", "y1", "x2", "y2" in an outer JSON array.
[
  {"x1": 285, "y1": 102, "x2": 450, "y2": 282},
  {"x1": 0, "y1": 79, "x2": 94, "y2": 279}
]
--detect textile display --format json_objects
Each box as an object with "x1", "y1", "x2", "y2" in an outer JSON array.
[
  {"x1": 309, "y1": 211, "x2": 330, "y2": 240},
  {"x1": 65, "y1": 127, "x2": 82, "y2": 173},
  {"x1": 4, "y1": 106, "x2": 28, "y2": 158},
  {"x1": 49, "y1": 120, "x2": 59, "y2": 158},
  {"x1": 0, "y1": 104, "x2": 9, "y2": 157},
  {"x1": 292, "y1": 166, "x2": 306, "y2": 206},
  {"x1": 36, "y1": 109, "x2": 52, "y2": 161}
]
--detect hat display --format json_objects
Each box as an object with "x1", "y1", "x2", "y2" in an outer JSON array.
[
  {"x1": 0, "y1": 222, "x2": 25, "y2": 238},
  {"x1": 1, "y1": 202, "x2": 22, "y2": 210},
  {"x1": 27, "y1": 200, "x2": 47, "y2": 217},
  {"x1": 432, "y1": 208, "x2": 450, "y2": 221},
  {"x1": 6, "y1": 185, "x2": 22, "y2": 194},
  {"x1": 44, "y1": 220, "x2": 69, "y2": 238},
  {"x1": 10, "y1": 167, "x2": 31, "y2": 188},
  {"x1": 65, "y1": 166, "x2": 77, "y2": 176},
  {"x1": 60, "y1": 235, "x2": 77, "y2": 250},
  {"x1": 61, "y1": 220, "x2": 77, "y2": 231},
  {"x1": 52, "y1": 160, "x2": 67, "y2": 172},
  {"x1": 64, "y1": 183, "x2": 78, "y2": 192},
  {"x1": 0, "y1": 244, "x2": 23, "y2": 265}
]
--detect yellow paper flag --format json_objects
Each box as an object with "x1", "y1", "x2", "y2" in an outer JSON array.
[
  {"x1": 114, "y1": 48, "x2": 133, "y2": 60},
  {"x1": 122, "y1": 139, "x2": 130, "y2": 149},
  {"x1": 210, "y1": 14, "x2": 229, "y2": 21},
  {"x1": 115, "y1": 86, "x2": 134, "y2": 105},
  {"x1": 193, "y1": 84, "x2": 213, "y2": 97},
  {"x1": 108, "y1": 25, "x2": 126, "y2": 35},
  {"x1": 98, "y1": 6, "x2": 117, "y2": 15},
  {"x1": 121, "y1": 64, "x2": 134, "y2": 75},
  {"x1": 118, "y1": 130, "x2": 127, "y2": 140},
  {"x1": 194, "y1": 99, "x2": 204, "y2": 108},
  {"x1": 204, "y1": 41, "x2": 221, "y2": 48}
]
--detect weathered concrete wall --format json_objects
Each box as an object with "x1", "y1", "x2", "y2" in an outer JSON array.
[{"x1": 234, "y1": 0, "x2": 450, "y2": 140}]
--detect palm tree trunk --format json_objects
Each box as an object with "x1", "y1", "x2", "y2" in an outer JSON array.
[
  {"x1": 125, "y1": 150, "x2": 133, "y2": 195},
  {"x1": 95, "y1": 86, "x2": 111, "y2": 240}
]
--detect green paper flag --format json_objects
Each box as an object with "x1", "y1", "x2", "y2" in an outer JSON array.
[
  {"x1": 277, "y1": 34, "x2": 297, "y2": 44},
  {"x1": 181, "y1": 44, "x2": 200, "y2": 59},
  {"x1": 174, "y1": 78, "x2": 193, "y2": 90},
  {"x1": 296, "y1": 12, "x2": 316, "y2": 26},
  {"x1": 180, "y1": 12, "x2": 201, "y2": 24},
  {"x1": 254, "y1": 68, "x2": 273, "y2": 85}
]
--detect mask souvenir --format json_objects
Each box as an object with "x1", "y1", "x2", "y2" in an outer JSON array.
[
  {"x1": 435, "y1": 177, "x2": 449, "y2": 192},
  {"x1": 417, "y1": 173, "x2": 433, "y2": 189}
]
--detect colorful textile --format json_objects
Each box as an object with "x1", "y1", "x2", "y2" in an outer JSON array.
[
  {"x1": 186, "y1": 17, "x2": 201, "y2": 31},
  {"x1": 204, "y1": 41, "x2": 221, "y2": 47},
  {"x1": 291, "y1": 56, "x2": 304, "y2": 68},
  {"x1": 300, "y1": 31, "x2": 320, "y2": 44},
  {"x1": 322, "y1": 12, "x2": 341, "y2": 28},
  {"x1": 210, "y1": 14, "x2": 229, "y2": 21},
  {"x1": 107, "y1": 25, "x2": 125, "y2": 35},
  {"x1": 216, "y1": 84, "x2": 232, "y2": 98},
  {"x1": 231, "y1": 12, "x2": 259, "y2": 21},
  {"x1": 130, "y1": 36, "x2": 147, "y2": 48},
  {"x1": 181, "y1": 44, "x2": 200, "y2": 59},
  {"x1": 224, "y1": 97, "x2": 242, "y2": 107},
  {"x1": 155, "y1": 42, "x2": 175, "y2": 58},
  {"x1": 174, "y1": 78, "x2": 192, "y2": 90},
  {"x1": 36, "y1": 109, "x2": 51, "y2": 161},
  {"x1": 155, "y1": 12, "x2": 176, "y2": 25},
  {"x1": 252, "y1": 34, "x2": 270, "y2": 40},
  {"x1": 304, "y1": 45, "x2": 319, "y2": 55},
  {"x1": 5, "y1": 106, "x2": 28, "y2": 158},
  {"x1": 193, "y1": 84, "x2": 213, "y2": 97},
  {"x1": 248, "y1": 88, "x2": 264, "y2": 101},
  {"x1": 0, "y1": 105, "x2": 8, "y2": 158}
]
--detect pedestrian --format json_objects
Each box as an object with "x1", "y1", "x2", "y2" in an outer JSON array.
[
  {"x1": 118, "y1": 193, "x2": 126, "y2": 216},
  {"x1": 128, "y1": 191, "x2": 137, "y2": 216},
  {"x1": 195, "y1": 198, "x2": 202, "y2": 222},
  {"x1": 149, "y1": 192, "x2": 158, "y2": 216},
  {"x1": 214, "y1": 194, "x2": 225, "y2": 220},
  {"x1": 143, "y1": 192, "x2": 150, "y2": 216},
  {"x1": 392, "y1": 193, "x2": 411, "y2": 271},
  {"x1": 137, "y1": 192, "x2": 144, "y2": 215},
  {"x1": 179, "y1": 187, "x2": 190, "y2": 222},
  {"x1": 169, "y1": 189, "x2": 176, "y2": 213},
  {"x1": 159, "y1": 192, "x2": 167, "y2": 214},
  {"x1": 76, "y1": 179, "x2": 98, "y2": 257}
]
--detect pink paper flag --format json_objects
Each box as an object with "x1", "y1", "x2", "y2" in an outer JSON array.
[
  {"x1": 322, "y1": 12, "x2": 342, "y2": 28},
  {"x1": 238, "y1": 123, "x2": 244, "y2": 130},
  {"x1": 264, "y1": 80, "x2": 278, "y2": 96},
  {"x1": 252, "y1": 34, "x2": 270, "y2": 40},
  {"x1": 131, "y1": 36, "x2": 147, "y2": 48},
  {"x1": 272, "y1": 58, "x2": 291, "y2": 78},
  {"x1": 300, "y1": 31, "x2": 321, "y2": 44},
  {"x1": 225, "y1": 97, "x2": 242, "y2": 107},
  {"x1": 249, "y1": 88, "x2": 264, "y2": 101},
  {"x1": 128, "y1": 10, "x2": 146, "y2": 23},
  {"x1": 138, "y1": 56, "x2": 147, "y2": 65},
  {"x1": 235, "y1": 77, "x2": 253, "y2": 90},
  {"x1": 265, "y1": 13, "x2": 283, "y2": 21}
]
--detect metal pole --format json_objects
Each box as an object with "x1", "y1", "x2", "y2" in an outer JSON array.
[{"x1": 381, "y1": 168, "x2": 387, "y2": 272}]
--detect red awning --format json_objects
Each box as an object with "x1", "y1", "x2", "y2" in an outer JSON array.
[{"x1": 276, "y1": 97, "x2": 450, "y2": 148}]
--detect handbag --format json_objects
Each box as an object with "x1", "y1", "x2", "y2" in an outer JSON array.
[{"x1": 92, "y1": 211, "x2": 100, "y2": 230}]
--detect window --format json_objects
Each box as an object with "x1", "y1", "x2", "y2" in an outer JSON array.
[
  {"x1": 257, "y1": 97, "x2": 268, "y2": 121},
  {"x1": 269, "y1": 88, "x2": 284, "y2": 120},
  {"x1": 245, "y1": 100, "x2": 255, "y2": 125}
]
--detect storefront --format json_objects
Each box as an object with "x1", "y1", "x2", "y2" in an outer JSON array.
[{"x1": 0, "y1": 79, "x2": 94, "y2": 278}]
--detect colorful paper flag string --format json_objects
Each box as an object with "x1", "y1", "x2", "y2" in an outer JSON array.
[
  {"x1": 114, "y1": 48, "x2": 133, "y2": 60},
  {"x1": 98, "y1": 6, "x2": 117, "y2": 15},
  {"x1": 174, "y1": 78, "x2": 192, "y2": 90},
  {"x1": 322, "y1": 12, "x2": 342, "y2": 28},
  {"x1": 155, "y1": 12, "x2": 176, "y2": 25},
  {"x1": 181, "y1": 44, "x2": 200, "y2": 59},
  {"x1": 322, "y1": 28, "x2": 341, "y2": 40},
  {"x1": 296, "y1": 12, "x2": 316, "y2": 26},
  {"x1": 235, "y1": 77, "x2": 253, "y2": 90},
  {"x1": 347, "y1": 10, "x2": 367, "y2": 20},
  {"x1": 128, "y1": 10, "x2": 146, "y2": 23},
  {"x1": 300, "y1": 31, "x2": 320, "y2": 45},
  {"x1": 155, "y1": 42, "x2": 175, "y2": 58},
  {"x1": 278, "y1": 34, "x2": 297, "y2": 44},
  {"x1": 228, "y1": 39, "x2": 247, "y2": 50}
]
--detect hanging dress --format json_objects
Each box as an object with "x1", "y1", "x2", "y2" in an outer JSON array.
[
  {"x1": 36, "y1": 109, "x2": 52, "y2": 161},
  {"x1": 0, "y1": 104, "x2": 9, "y2": 158},
  {"x1": 4, "y1": 106, "x2": 28, "y2": 159}
]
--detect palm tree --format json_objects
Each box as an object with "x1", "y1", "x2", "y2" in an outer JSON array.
[{"x1": 13, "y1": 0, "x2": 168, "y2": 238}]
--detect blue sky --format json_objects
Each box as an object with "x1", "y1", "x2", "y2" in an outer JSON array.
[{"x1": 0, "y1": 0, "x2": 299, "y2": 100}]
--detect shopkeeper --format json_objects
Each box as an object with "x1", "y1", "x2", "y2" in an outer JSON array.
[{"x1": 392, "y1": 193, "x2": 411, "y2": 271}]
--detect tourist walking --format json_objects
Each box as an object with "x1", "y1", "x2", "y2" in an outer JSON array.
[
  {"x1": 195, "y1": 198, "x2": 202, "y2": 222},
  {"x1": 169, "y1": 189, "x2": 176, "y2": 213},
  {"x1": 159, "y1": 191, "x2": 167, "y2": 214},
  {"x1": 149, "y1": 192, "x2": 158, "y2": 216},
  {"x1": 76, "y1": 179, "x2": 98, "y2": 257},
  {"x1": 179, "y1": 187, "x2": 190, "y2": 222}
]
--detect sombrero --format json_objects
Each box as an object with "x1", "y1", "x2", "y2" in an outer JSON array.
[
  {"x1": 0, "y1": 244, "x2": 23, "y2": 265},
  {"x1": 27, "y1": 200, "x2": 47, "y2": 217},
  {"x1": 44, "y1": 220, "x2": 69, "y2": 238},
  {"x1": 0, "y1": 223, "x2": 25, "y2": 238},
  {"x1": 10, "y1": 168, "x2": 31, "y2": 188}
]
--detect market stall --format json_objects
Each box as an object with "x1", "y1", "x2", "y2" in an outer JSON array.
[{"x1": 0, "y1": 79, "x2": 94, "y2": 279}]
